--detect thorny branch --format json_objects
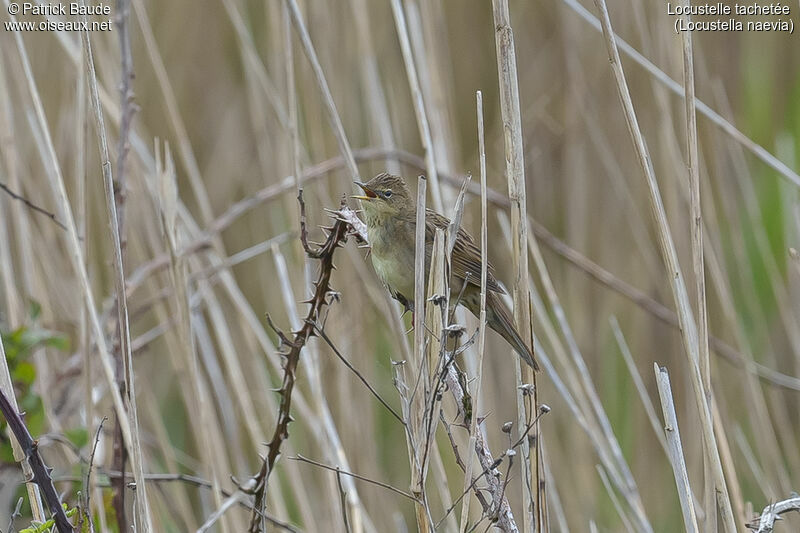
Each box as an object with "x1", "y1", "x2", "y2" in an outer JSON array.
[
  {"x1": 749, "y1": 495, "x2": 800, "y2": 532},
  {"x1": 442, "y1": 363, "x2": 522, "y2": 532},
  {"x1": 0, "y1": 387, "x2": 73, "y2": 533},
  {"x1": 246, "y1": 191, "x2": 359, "y2": 533}
]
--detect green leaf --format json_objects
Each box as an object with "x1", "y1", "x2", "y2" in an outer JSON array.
[
  {"x1": 12, "y1": 361, "x2": 36, "y2": 386},
  {"x1": 20, "y1": 518, "x2": 53, "y2": 532}
]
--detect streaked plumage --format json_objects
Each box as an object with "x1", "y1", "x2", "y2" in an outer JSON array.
[{"x1": 355, "y1": 173, "x2": 538, "y2": 370}]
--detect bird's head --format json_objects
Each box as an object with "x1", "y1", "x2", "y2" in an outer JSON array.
[{"x1": 353, "y1": 173, "x2": 414, "y2": 219}]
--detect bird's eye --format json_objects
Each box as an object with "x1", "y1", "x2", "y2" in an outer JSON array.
[{"x1": 384, "y1": 190, "x2": 393, "y2": 198}]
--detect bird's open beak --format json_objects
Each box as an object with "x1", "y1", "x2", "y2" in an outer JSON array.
[{"x1": 352, "y1": 181, "x2": 377, "y2": 201}]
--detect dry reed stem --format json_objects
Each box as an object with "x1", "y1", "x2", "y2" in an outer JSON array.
[
  {"x1": 3, "y1": 0, "x2": 137, "y2": 480},
  {"x1": 79, "y1": 6, "x2": 152, "y2": 528},
  {"x1": 283, "y1": 0, "x2": 302, "y2": 193},
  {"x1": 591, "y1": 0, "x2": 736, "y2": 529},
  {"x1": 117, "y1": 11, "x2": 392, "y2": 524},
  {"x1": 509, "y1": 216, "x2": 652, "y2": 532},
  {"x1": 610, "y1": 318, "x2": 669, "y2": 457},
  {"x1": 220, "y1": 0, "x2": 292, "y2": 133},
  {"x1": 404, "y1": 0, "x2": 456, "y2": 180},
  {"x1": 389, "y1": 0, "x2": 444, "y2": 213},
  {"x1": 707, "y1": 88, "x2": 800, "y2": 503},
  {"x1": 4, "y1": 1, "x2": 796, "y2": 529},
  {"x1": 286, "y1": 0, "x2": 359, "y2": 181},
  {"x1": 280, "y1": 42, "x2": 371, "y2": 515},
  {"x1": 197, "y1": 491, "x2": 248, "y2": 533},
  {"x1": 679, "y1": 7, "x2": 715, "y2": 530},
  {"x1": 654, "y1": 364, "x2": 700, "y2": 533},
  {"x1": 595, "y1": 465, "x2": 637, "y2": 533},
  {"x1": 131, "y1": 0, "x2": 214, "y2": 225},
  {"x1": 491, "y1": 2, "x2": 539, "y2": 529},
  {"x1": 459, "y1": 90, "x2": 488, "y2": 532},
  {"x1": 497, "y1": 207, "x2": 650, "y2": 530},
  {"x1": 156, "y1": 145, "x2": 235, "y2": 532},
  {"x1": 407, "y1": 175, "x2": 433, "y2": 531},
  {"x1": 111, "y1": 0, "x2": 136, "y2": 524},
  {"x1": 532, "y1": 219, "x2": 800, "y2": 391},
  {"x1": 560, "y1": 0, "x2": 800, "y2": 188},
  {"x1": 215, "y1": 145, "x2": 796, "y2": 388},
  {"x1": 711, "y1": 400, "x2": 748, "y2": 527},
  {"x1": 350, "y1": 0, "x2": 402, "y2": 176},
  {"x1": 125, "y1": 145, "x2": 800, "y2": 392},
  {"x1": 422, "y1": 229, "x2": 447, "y2": 515},
  {"x1": 528, "y1": 231, "x2": 650, "y2": 531},
  {"x1": 442, "y1": 364, "x2": 519, "y2": 532},
  {"x1": 680, "y1": 0, "x2": 711, "y2": 402},
  {"x1": 0, "y1": 55, "x2": 26, "y2": 328}
]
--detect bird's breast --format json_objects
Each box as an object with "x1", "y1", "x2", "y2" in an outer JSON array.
[{"x1": 368, "y1": 218, "x2": 416, "y2": 300}]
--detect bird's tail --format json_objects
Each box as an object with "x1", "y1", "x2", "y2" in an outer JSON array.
[{"x1": 486, "y1": 291, "x2": 539, "y2": 371}]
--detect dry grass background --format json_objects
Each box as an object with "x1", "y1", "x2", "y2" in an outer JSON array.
[{"x1": 0, "y1": 0, "x2": 799, "y2": 531}]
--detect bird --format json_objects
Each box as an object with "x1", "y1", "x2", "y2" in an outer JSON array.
[{"x1": 353, "y1": 172, "x2": 538, "y2": 370}]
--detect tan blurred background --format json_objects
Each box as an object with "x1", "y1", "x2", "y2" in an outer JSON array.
[{"x1": 0, "y1": 0, "x2": 799, "y2": 531}]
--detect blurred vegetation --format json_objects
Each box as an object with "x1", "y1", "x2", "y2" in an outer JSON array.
[{"x1": 0, "y1": 0, "x2": 798, "y2": 531}]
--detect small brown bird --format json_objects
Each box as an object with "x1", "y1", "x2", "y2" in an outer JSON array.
[{"x1": 353, "y1": 173, "x2": 538, "y2": 370}]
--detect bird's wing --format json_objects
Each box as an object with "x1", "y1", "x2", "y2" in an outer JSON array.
[{"x1": 424, "y1": 209, "x2": 505, "y2": 294}]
